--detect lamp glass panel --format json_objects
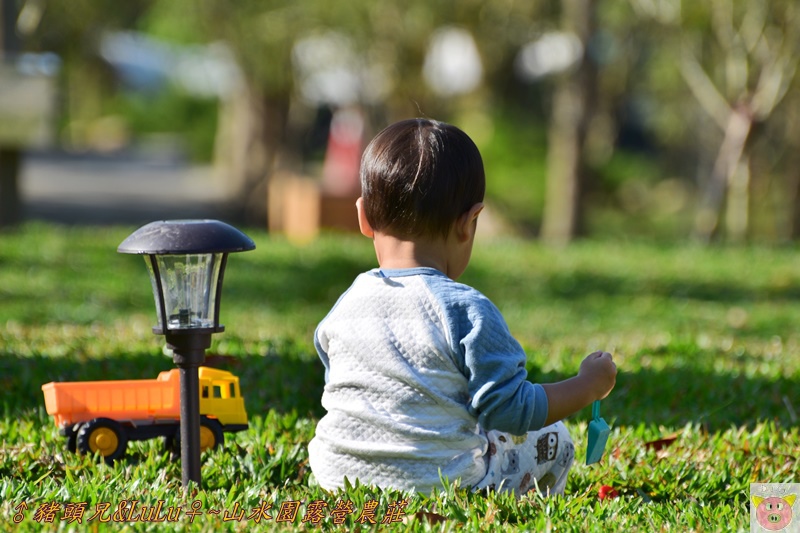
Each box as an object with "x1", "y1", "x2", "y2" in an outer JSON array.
[
  {"x1": 144, "y1": 256, "x2": 164, "y2": 328},
  {"x1": 154, "y1": 253, "x2": 222, "y2": 330}
]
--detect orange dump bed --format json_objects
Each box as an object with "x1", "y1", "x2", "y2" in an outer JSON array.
[{"x1": 42, "y1": 370, "x2": 180, "y2": 428}]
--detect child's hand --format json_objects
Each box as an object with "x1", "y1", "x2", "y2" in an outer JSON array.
[
  {"x1": 578, "y1": 351, "x2": 617, "y2": 401},
  {"x1": 541, "y1": 351, "x2": 618, "y2": 426}
]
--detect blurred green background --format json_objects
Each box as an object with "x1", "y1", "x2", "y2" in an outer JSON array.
[{"x1": 3, "y1": 0, "x2": 799, "y2": 243}]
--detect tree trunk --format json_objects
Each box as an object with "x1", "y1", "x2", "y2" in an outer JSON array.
[
  {"x1": 0, "y1": 0, "x2": 21, "y2": 228},
  {"x1": 791, "y1": 167, "x2": 800, "y2": 240},
  {"x1": 213, "y1": 82, "x2": 290, "y2": 227},
  {"x1": 692, "y1": 105, "x2": 752, "y2": 243},
  {"x1": 541, "y1": 82, "x2": 584, "y2": 244},
  {"x1": 724, "y1": 155, "x2": 750, "y2": 243},
  {"x1": 0, "y1": 148, "x2": 21, "y2": 227},
  {"x1": 785, "y1": 100, "x2": 800, "y2": 241},
  {"x1": 540, "y1": 0, "x2": 596, "y2": 245}
]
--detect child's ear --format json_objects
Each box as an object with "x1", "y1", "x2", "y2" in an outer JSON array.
[
  {"x1": 356, "y1": 197, "x2": 375, "y2": 238},
  {"x1": 455, "y1": 202, "x2": 484, "y2": 242}
]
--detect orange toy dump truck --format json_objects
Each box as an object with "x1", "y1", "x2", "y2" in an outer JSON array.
[{"x1": 42, "y1": 367, "x2": 248, "y2": 461}]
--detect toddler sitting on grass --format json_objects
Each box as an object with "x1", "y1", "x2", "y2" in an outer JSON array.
[{"x1": 308, "y1": 118, "x2": 617, "y2": 496}]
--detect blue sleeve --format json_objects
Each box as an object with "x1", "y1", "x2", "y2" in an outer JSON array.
[{"x1": 426, "y1": 277, "x2": 549, "y2": 434}]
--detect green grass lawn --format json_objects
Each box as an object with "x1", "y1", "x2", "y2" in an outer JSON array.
[{"x1": 1, "y1": 223, "x2": 798, "y2": 531}]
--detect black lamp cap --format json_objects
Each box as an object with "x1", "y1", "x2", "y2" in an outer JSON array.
[{"x1": 118, "y1": 219, "x2": 256, "y2": 255}]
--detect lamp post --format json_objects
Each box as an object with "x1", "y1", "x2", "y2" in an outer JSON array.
[{"x1": 118, "y1": 219, "x2": 255, "y2": 487}]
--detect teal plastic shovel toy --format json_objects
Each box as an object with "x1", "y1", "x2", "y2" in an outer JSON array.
[{"x1": 586, "y1": 400, "x2": 611, "y2": 465}]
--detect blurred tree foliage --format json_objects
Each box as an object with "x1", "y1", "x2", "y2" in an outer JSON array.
[
  {"x1": 24, "y1": 1, "x2": 154, "y2": 146},
  {"x1": 16, "y1": 0, "x2": 800, "y2": 241},
  {"x1": 618, "y1": 0, "x2": 800, "y2": 242},
  {"x1": 128, "y1": 0, "x2": 550, "y2": 224}
]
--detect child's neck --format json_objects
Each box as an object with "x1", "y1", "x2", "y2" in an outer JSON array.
[{"x1": 372, "y1": 232, "x2": 451, "y2": 276}]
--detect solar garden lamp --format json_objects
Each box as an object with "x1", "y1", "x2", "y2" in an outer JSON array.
[{"x1": 118, "y1": 219, "x2": 255, "y2": 487}]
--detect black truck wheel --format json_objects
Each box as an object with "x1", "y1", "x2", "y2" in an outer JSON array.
[
  {"x1": 76, "y1": 418, "x2": 128, "y2": 463},
  {"x1": 65, "y1": 423, "x2": 80, "y2": 453},
  {"x1": 164, "y1": 432, "x2": 180, "y2": 459},
  {"x1": 163, "y1": 417, "x2": 224, "y2": 456},
  {"x1": 199, "y1": 417, "x2": 224, "y2": 452}
]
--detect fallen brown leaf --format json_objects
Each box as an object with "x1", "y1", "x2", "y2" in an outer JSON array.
[{"x1": 644, "y1": 434, "x2": 679, "y2": 451}]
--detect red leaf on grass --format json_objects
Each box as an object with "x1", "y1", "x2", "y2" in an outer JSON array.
[{"x1": 598, "y1": 485, "x2": 619, "y2": 500}]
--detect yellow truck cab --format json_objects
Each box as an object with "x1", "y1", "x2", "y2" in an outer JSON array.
[{"x1": 197, "y1": 367, "x2": 248, "y2": 427}]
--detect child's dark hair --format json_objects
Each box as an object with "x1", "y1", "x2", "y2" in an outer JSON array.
[{"x1": 360, "y1": 118, "x2": 485, "y2": 239}]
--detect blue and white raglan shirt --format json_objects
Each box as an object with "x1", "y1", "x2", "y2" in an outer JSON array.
[{"x1": 308, "y1": 267, "x2": 551, "y2": 493}]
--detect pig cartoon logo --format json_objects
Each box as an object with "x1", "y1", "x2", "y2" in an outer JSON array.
[{"x1": 752, "y1": 494, "x2": 796, "y2": 531}]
